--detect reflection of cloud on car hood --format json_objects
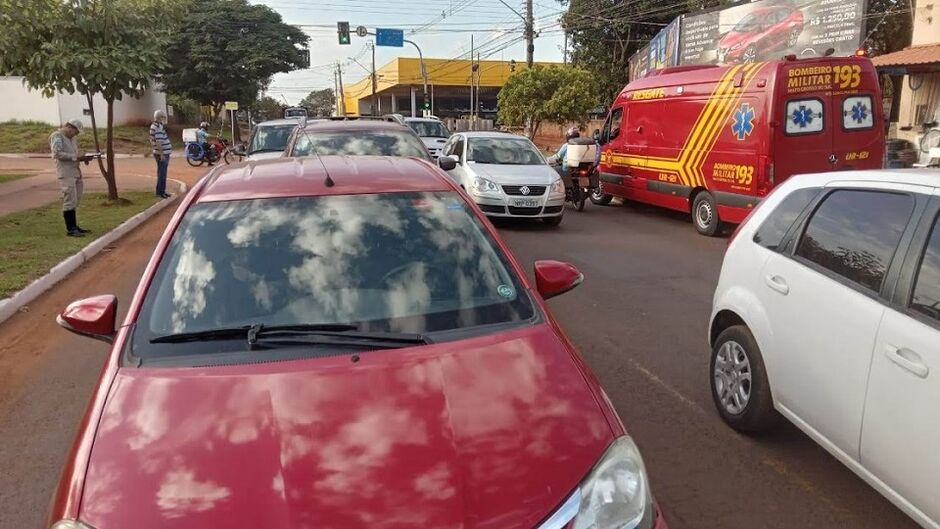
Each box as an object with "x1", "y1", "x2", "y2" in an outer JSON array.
[{"x1": 469, "y1": 163, "x2": 558, "y2": 185}]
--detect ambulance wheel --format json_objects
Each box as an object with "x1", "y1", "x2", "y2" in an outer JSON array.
[
  {"x1": 693, "y1": 192, "x2": 722, "y2": 237},
  {"x1": 590, "y1": 188, "x2": 613, "y2": 205}
]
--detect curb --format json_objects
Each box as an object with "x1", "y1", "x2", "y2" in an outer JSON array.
[{"x1": 0, "y1": 178, "x2": 188, "y2": 325}]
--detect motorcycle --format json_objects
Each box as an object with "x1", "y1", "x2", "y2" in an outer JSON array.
[
  {"x1": 550, "y1": 137, "x2": 600, "y2": 212},
  {"x1": 185, "y1": 136, "x2": 232, "y2": 167}
]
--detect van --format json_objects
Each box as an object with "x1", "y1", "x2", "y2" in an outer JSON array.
[{"x1": 594, "y1": 56, "x2": 885, "y2": 235}]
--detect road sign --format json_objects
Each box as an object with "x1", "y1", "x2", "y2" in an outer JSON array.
[
  {"x1": 224, "y1": 101, "x2": 239, "y2": 110},
  {"x1": 375, "y1": 28, "x2": 404, "y2": 47},
  {"x1": 356, "y1": 25, "x2": 368, "y2": 38}
]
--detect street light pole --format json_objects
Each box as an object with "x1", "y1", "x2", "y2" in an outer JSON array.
[{"x1": 403, "y1": 38, "x2": 428, "y2": 116}]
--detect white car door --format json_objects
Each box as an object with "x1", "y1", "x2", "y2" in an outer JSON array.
[
  {"x1": 757, "y1": 188, "x2": 917, "y2": 459},
  {"x1": 443, "y1": 135, "x2": 469, "y2": 188},
  {"x1": 861, "y1": 203, "x2": 940, "y2": 528}
]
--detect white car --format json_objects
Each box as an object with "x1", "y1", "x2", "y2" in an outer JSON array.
[
  {"x1": 709, "y1": 169, "x2": 940, "y2": 529},
  {"x1": 244, "y1": 118, "x2": 302, "y2": 161},
  {"x1": 404, "y1": 117, "x2": 451, "y2": 158},
  {"x1": 441, "y1": 132, "x2": 565, "y2": 226}
]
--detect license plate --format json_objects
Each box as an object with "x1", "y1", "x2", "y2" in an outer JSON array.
[{"x1": 512, "y1": 198, "x2": 540, "y2": 208}]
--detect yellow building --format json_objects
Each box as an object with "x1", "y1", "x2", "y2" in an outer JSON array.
[{"x1": 342, "y1": 57, "x2": 561, "y2": 117}]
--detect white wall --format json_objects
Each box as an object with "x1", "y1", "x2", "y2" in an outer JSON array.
[
  {"x1": 0, "y1": 77, "x2": 60, "y2": 125},
  {"x1": 57, "y1": 88, "x2": 167, "y2": 127},
  {"x1": 0, "y1": 77, "x2": 166, "y2": 126}
]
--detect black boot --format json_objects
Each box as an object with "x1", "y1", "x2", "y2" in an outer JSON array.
[
  {"x1": 74, "y1": 212, "x2": 91, "y2": 234},
  {"x1": 64, "y1": 210, "x2": 84, "y2": 237}
]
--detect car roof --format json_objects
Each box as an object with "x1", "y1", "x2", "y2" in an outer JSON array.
[
  {"x1": 459, "y1": 131, "x2": 530, "y2": 140},
  {"x1": 301, "y1": 119, "x2": 412, "y2": 132},
  {"x1": 255, "y1": 118, "x2": 304, "y2": 127},
  {"x1": 787, "y1": 169, "x2": 940, "y2": 190},
  {"x1": 404, "y1": 117, "x2": 441, "y2": 123},
  {"x1": 194, "y1": 155, "x2": 453, "y2": 203}
]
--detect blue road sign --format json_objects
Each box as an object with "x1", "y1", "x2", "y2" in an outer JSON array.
[{"x1": 375, "y1": 28, "x2": 404, "y2": 47}]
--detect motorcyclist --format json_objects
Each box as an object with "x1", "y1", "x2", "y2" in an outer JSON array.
[
  {"x1": 551, "y1": 127, "x2": 601, "y2": 168},
  {"x1": 196, "y1": 121, "x2": 215, "y2": 165}
]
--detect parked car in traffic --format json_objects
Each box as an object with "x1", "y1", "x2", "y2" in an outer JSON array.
[
  {"x1": 717, "y1": 6, "x2": 804, "y2": 64},
  {"x1": 244, "y1": 118, "x2": 302, "y2": 161},
  {"x1": 709, "y1": 169, "x2": 940, "y2": 529},
  {"x1": 49, "y1": 155, "x2": 667, "y2": 529},
  {"x1": 404, "y1": 116, "x2": 451, "y2": 158},
  {"x1": 283, "y1": 119, "x2": 444, "y2": 166},
  {"x1": 441, "y1": 132, "x2": 566, "y2": 226}
]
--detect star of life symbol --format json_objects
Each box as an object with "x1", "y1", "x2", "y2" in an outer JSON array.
[
  {"x1": 791, "y1": 105, "x2": 815, "y2": 128},
  {"x1": 731, "y1": 103, "x2": 755, "y2": 141},
  {"x1": 850, "y1": 101, "x2": 868, "y2": 124}
]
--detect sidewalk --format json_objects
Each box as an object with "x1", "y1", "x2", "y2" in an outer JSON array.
[{"x1": 0, "y1": 155, "x2": 209, "y2": 216}]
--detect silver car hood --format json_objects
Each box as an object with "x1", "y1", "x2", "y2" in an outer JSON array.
[{"x1": 468, "y1": 162, "x2": 559, "y2": 185}]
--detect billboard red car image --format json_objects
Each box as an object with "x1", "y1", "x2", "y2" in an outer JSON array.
[{"x1": 717, "y1": 6, "x2": 805, "y2": 63}]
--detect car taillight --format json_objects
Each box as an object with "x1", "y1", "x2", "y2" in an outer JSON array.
[
  {"x1": 767, "y1": 161, "x2": 774, "y2": 187},
  {"x1": 578, "y1": 169, "x2": 589, "y2": 177}
]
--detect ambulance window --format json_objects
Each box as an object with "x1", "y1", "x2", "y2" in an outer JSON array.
[
  {"x1": 785, "y1": 98, "x2": 824, "y2": 135},
  {"x1": 842, "y1": 95, "x2": 874, "y2": 130},
  {"x1": 607, "y1": 107, "x2": 624, "y2": 142},
  {"x1": 753, "y1": 187, "x2": 821, "y2": 251}
]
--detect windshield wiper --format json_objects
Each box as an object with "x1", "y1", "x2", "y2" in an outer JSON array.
[
  {"x1": 247, "y1": 148, "x2": 284, "y2": 154},
  {"x1": 150, "y1": 323, "x2": 431, "y2": 348}
]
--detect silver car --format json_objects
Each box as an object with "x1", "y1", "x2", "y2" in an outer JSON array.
[
  {"x1": 441, "y1": 132, "x2": 565, "y2": 226},
  {"x1": 404, "y1": 117, "x2": 451, "y2": 159},
  {"x1": 245, "y1": 118, "x2": 302, "y2": 161}
]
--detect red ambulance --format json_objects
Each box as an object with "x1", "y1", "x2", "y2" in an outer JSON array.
[{"x1": 593, "y1": 55, "x2": 885, "y2": 235}]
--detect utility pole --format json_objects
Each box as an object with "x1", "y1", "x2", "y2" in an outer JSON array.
[
  {"x1": 563, "y1": 32, "x2": 568, "y2": 65},
  {"x1": 336, "y1": 62, "x2": 346, "y2": 117},
  {"x1": 333, "y1": 68, "x2": 340, "y2": 116},
  {"x1": 469, "y1": 34, "x2": 474, "y2": 120},
  {"x1": 370, "y1": 42, "x2": 378, "y2": 115},
  {"x1": 526, "y1": 0, "x2": 534, "y2": 67}
]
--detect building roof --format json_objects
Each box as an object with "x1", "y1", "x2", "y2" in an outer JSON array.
[
  {"x1": 196, "y1": 155, "x2": 451, "y2": 203},
  {"x1": 871, "y1": 43, "x2": 940, "y2": 72}
]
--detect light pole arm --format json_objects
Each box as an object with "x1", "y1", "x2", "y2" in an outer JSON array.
[
  {"x1": 403, "y1": 38, "x2": 428, "y2": 100},
  {"x1": 496, "y1": 0, "x2": 525, "y2": 21}
]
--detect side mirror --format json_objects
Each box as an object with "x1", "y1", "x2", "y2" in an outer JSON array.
[
  {"x1": 438, "y1": 156, "x2": 457, "y2": 171},
  {"x1": 610, "y1": 127, "x2": 620, "y2": 140},
  {"x1": 56, "y1": 295, "x2": 118, "y2": 343},
  {"x1": 534, "y1": 260, "x2": 583, "y2": 299},
  {"x1": 592, "y1": 129, "x2": 601, "y2": 141},
  {"x1": 233, "y1": 144, "x2": 247, "y2": 155}
]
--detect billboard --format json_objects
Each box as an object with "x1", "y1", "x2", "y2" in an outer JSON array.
[
  {"x1": 629, "y1": 19, "x2": 680, "y2": 80},
  {"x1": 679, "y1": 0, "x2": 867, "y2": 65}
]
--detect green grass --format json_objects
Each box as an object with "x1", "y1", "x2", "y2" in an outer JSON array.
[
  {"x1": 0, "y1": 120, "x2": 249, "y2": 153},
  {"x1": 0, "y1": 120, "x2": 153, "y2": 154},
  {"x1": 0, "y1": 192, "x2": 161, "y2": 297},
  {"x1": 0, "y1": 173, "x2": 32, "y2": 184}
]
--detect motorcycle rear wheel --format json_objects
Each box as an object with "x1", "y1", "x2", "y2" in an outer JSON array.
[
  {"x1": 186, "y1": 157, "x2": 203, "y2": 167},
  {"x1": 223, "y1": 150, "x2": 232, "y2": 165}
]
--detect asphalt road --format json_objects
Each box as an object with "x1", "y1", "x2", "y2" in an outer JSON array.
[{"x1": 0, "y1": 195, "x2": 919, "y2": 529}]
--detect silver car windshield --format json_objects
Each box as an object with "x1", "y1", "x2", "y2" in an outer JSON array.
[{"x1": 467, "y1": 137, "x2": 545, "y2": 165}]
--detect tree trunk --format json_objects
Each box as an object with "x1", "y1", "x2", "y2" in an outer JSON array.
[
  {"x1": 103, "y1": 98, "x2": 118, "y2": 200},
  {"x1": 86, "y1": 92, "x2": 107, "y2": 176}
]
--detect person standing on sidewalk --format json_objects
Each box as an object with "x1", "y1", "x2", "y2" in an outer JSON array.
[
  {"x1": 149, "y1": 110, "x2": 172, "y2": 199},
  {"x1": 50, "y1": 120, "x2": 92, "y2": 237}
]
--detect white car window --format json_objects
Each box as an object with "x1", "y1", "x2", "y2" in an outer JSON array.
[
  {"x1": 911, "y1": 214, "x2": 940, "y2": 323},
  {"x1": 842, "y1": 95, "x2": 874, "y2": 130},
  {"x1": 785, "y1": 99, "x2": 824, "y2": 135}
]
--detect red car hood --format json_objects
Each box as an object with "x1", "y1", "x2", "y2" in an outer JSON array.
[
  {"x1": 719, "y1": 30, "x2": 752, "y2": 49},
  {"x1": 81, "y1": 325, "x2": 613, "y2": 528}
]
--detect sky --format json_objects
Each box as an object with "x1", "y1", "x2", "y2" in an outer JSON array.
[{"x1": 252, "y1": 0, "x2": 568, "y2": 105}]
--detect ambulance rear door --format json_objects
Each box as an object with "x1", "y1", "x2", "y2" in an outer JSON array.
[
  {"x1": 829, "y1": 58, "x2": 884, "y2": 171},
  {"x1": 775, "y1": 60, "x2": 836, "y2": 184}
]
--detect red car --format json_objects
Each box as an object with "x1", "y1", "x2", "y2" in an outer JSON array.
[
  {"x1": 718, "y1": 6, "x2": 804, "y2": 64},
  {"x1": 50, "y1": 155, "x2": 668, "y2": 529}
]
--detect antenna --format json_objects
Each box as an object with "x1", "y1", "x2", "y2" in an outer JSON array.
[{"x1": 295, "y1": 120, "x2": 335, "y2": 188}]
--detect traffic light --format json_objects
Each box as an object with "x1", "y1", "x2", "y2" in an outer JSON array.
[{"x1": 337, "y1": 22, "x2": 350, "y2": 45}]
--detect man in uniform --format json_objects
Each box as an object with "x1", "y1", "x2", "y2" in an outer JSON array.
[{"x1": 50, "y1": 120, "x2": 92, "y2": 237}]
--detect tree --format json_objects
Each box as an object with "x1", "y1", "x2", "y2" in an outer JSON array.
[
  {"x1": 253, "y1": 96, "x2": 285, "y2": 121},
  {"x1": 497, "y1": 66, "x2": 599, "y2": 138},
  {"x1": 559, "y1": 0, "x2": 691, "y2": 105},
  {"x1": 0, "y1": 0, "x2": 177, "y2": 200},
  {"x1": 160, "y1": 0, "x2": 309, "y2": 117},
  {"x1": 300, "y1": 89, "x2": 335, "y2": 117}
]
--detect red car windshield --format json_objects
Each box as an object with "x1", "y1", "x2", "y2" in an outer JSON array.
[{"x1": 132, "y1": 192, "x2": 536, "y2": 362}]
